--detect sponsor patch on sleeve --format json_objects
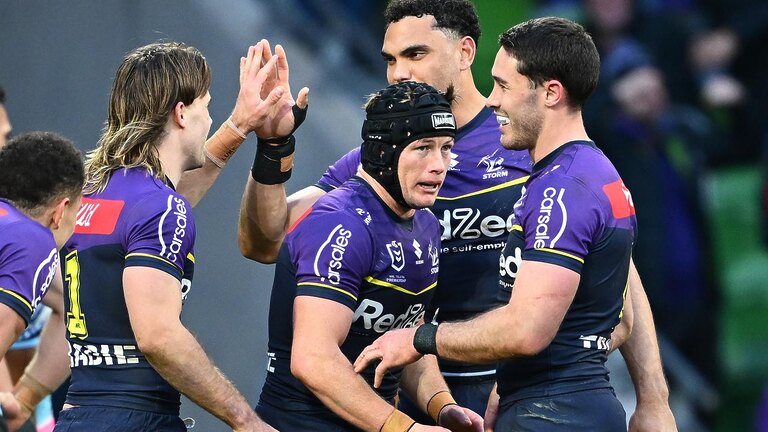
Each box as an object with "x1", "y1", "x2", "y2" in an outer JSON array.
[
  {"x1": 74, "y1": 198, "x2": 125, "y2": 235},
  {"x1": 602, "y1": 180, "x2": 635, "y2": 219}
]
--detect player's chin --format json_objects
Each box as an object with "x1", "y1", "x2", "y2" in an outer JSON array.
[{"x1": 408, "y1": 190, "x2": 440, "y2": 209}]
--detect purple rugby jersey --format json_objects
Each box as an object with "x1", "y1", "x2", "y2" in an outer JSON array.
[
  {"x1": 61, "y1": 167, "x2": 196, "y2": 415},
  {"x1": 316, "y1": 107, "x2": 532, "y2": 376},
  {"x1": 496, "y1": 140, "x2": 638, "y2": 402},
  {"x1": 259, "y1": 177, "x2": 441, "y2": 419},
  {"x1": 0, "y1": 200, "x2": 59, "y2": 324}
]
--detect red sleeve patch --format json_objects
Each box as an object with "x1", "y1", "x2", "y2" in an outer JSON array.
[
  {"x1": 602, "y1": 179, "x2": 636, "y2": 219},
  {"x1": 74, "y1": 198, "x2": 125, "y2": 235},
  {"x1": 0, "y1": 208, "x2": 7, "y2": 217}
]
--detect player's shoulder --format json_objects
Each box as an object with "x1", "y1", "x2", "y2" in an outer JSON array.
[
  {"x1": 110, "y1": 168, "x2": 192, "y2": 221},
  {"x1": 0, "y1": 208, "x2": 54, "y2": 252},
  {"x1": 535, "y1": 141, "x2": 618, "y2": 189}
]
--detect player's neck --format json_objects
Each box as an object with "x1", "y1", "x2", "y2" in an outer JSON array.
[
  {"x1": 357, "y1": 169, "x2": 415, "y2": 219},
  {"x1": 531, "y1": 109, "x2": 590, "y2": 164},
  {"x1": 154, "y1": 139, "x2": 184, "y2": 188},
  {"x1": 451, "y1": 83, "x2": 487, "y2": 129}
]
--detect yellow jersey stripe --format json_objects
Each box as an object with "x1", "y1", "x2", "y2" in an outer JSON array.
[
  {"x1": 125, "y1": 253, "x2": 181, "y2": 271},
  {"x1": 0, "y1": 288, "x2": 33, "y2": 312},
  {"x1": 436, "y1": 176, "x2": 529, "y2": 201},
  {"x1": 534, "y1": 248, "x2": 585, "y2": 263},
  {"x1": 297, "y1": 282, "x2": 358, "y2": 301},
  {"x1": 364, "y1": 276, "x2": 437, "y2": 296}
]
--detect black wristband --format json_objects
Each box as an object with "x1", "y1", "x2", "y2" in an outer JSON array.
[
  {"x1": 252, "y1": 135, "x2": 296, "y2": 185},
  {"x1": 413, "y1": 322, "x2": 439, "y2": 356}
]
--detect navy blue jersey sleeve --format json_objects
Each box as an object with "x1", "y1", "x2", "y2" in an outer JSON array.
[
  {"x1": 315, "y1": 147, "x2": 361, "y2": 192},
  {"x1": 288, "y1": 209, "x2": 372, "y2": 310},
  {"x1": 123, "y1": 192, "x2": 196, "y2": 281}
]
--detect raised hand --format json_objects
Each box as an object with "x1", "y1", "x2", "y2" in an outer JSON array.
[{"x1": 231, "y1": 39, "x2": 309, "y2": 140}]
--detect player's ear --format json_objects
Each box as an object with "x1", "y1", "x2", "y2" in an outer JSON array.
[
  {"x1": 543, "y1": 79, "x2": 565, "y2": 107},
  {"x1": 171, "y1": 101, "x2": 186, "y2": 128},
  {"x1": 48, "y1": 196, "x2": 70, "y2": 230},
  {"x1": 458, "y1": 36, "x2": 477, "y2": 70}
]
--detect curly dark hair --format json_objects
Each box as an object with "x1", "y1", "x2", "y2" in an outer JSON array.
[
  {"x1": 384, "y1": 0, "x2": 481, "y2": 47},
  {"x1": 0, "y1": 84, "x2": 6, "y2": 104},
  {"x1": 0, "y1": 132, "x2": 84, "y2": 215}
]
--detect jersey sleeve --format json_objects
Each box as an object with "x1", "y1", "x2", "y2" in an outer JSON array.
[
  {"x1": 123, "y1": 192, "x2": 196, "y2": 281},
  {"x1": 315, "y1": 147, "x2": 361, "y2": 192},
  {"x1": 289, "y1": 210, "x2": 372, "y2": 310},
  {"x1": 521, "y1": 175, "x2": 602, "y2": 273},
  {"x1": 0, "y1": 224, "x2": 59, "y2": 324}
]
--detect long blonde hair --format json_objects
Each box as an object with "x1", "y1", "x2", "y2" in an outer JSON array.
[{"x1": 84, "y1": 42, "x2": 211, "y2": 194}]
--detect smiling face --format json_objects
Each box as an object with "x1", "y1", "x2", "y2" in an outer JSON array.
[
  {"x1": 486, "y1": 49, "x2": 543, "y2": 152},
  {"x1": 397, "y1": 135, "x2": 454, "y2": 210},
  {"x1": 382, "y1": 15, "x2": 462, "y2": 94}
]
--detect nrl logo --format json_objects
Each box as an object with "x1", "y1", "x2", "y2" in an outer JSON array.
[{"x1": 386, "y1": 240, "x2": 405, "y2": 272}]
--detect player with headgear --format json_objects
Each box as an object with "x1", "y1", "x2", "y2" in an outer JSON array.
[{"x1": 254, "y1": 81, "x2": 483, "y2": 432}]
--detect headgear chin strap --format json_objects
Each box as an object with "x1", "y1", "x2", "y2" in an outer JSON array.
[{"x1": 361, "y1": 82, "x2": 456, "y2": 209}]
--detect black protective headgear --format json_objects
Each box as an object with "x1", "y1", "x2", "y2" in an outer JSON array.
[{"x1": 361, "y1": 82, "x2": 456, "y2": 208}]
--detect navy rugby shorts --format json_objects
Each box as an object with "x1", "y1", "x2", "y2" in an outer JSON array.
[
  {"x1": 53, "y1": 406, "x2": 186, "y2": 432},
  {"x1": 495, "y1": 388, "x2": 627, "y2": 431}
]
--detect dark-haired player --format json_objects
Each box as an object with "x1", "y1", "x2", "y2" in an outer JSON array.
[{"x1": 0, "y1": 132, "x2": 84, "y2": 431}]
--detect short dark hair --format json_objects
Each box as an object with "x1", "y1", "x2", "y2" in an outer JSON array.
[
  {"x1": 384, "y1": 0, "x2": 481, "y2": 47},
  {"x1": 499, "y1": 17, "x2": 600, "y2": 109},
  {"x1": 0, "y1": 132, "x2": 84, "y2": 215},
  {"x1": 0, "y1": 84, "x2": 6, "y2": 104}
]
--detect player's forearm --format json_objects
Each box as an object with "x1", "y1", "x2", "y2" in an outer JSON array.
[
  {"x1": 177, "y1": 159, "x2": 222, "y2": 207},
  {"x1": 141, "y1": 324, "x2": 259, "y2": 429},
  {"x1": 610, "y1": 282, "x2": 634, "y2": 353},
  {"x1": 21, "y1": 307, "x2": 70, "y2": 391},
  {"x1": 400, "y1": 355, "x2": 449, "y2": 415},
  {"x1": 178, "y1": 120, "x2": 248, "y2": 207},
  {"x1": 436, "y1": 304, "x2": 546, "y2": 364},
  {"x1": 620, "y1": 265, "x2": 670, "y2": 404},
  {"x1": 292, "y1": 348, "x2": 395, "y2": 431},
  {"x1": 238, "y1": 176, "x2": 288, "y2": 263}
]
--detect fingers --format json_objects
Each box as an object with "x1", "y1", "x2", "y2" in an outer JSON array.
[
  {"x1": 254, "y1": 53, "x2": 279, "y2": 92},
  {"x1": 275, "y1": 44, "x2": 289, "y2": 83},
  {"x1": 296, "y1": 87, "x2": 310, "y2": 109},
  {"x1": 239, "y1": 56, "x2": 247, "y2": 87},
  {"x1": 266, "y1": 86, "x2": 285, "y2": 104},
  {"x1": 260, "y1": 39, "x2": 273, "y2": 65},
  {"x1": 244, "y1": 43, "x2": 264, "y2": 83},
  {"x1": 353, "y1": 344, "x2": 379, "y2": 373},
  {"x1": 373, "y1": 361, "x2": 387, "y2": 389}
]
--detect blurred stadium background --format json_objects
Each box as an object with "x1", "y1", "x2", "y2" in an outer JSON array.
[{"x1": 1, "y1": 1, "x2": 766, "y2": 430}]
